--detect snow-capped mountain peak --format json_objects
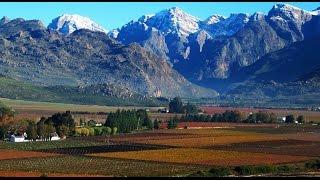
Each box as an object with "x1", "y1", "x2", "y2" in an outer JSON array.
[
  {"x1": 48, "y1": 14, "x2": 107, "y2": 35},
  {"x1": 269, "y1": 3, "x2": 313, "y2": 19},
  {"x1": 203, "y1": 14, "x2": 225, "y2": 25},
  {"x1": 108, "y1": 29, "x2": 119, "y2": 39},
  {"x1": 202, "y1": 13, "x2": 250, "y2": 38},
  {"x1": 311, "y1": 7, "x2": 320, "y2": 15},
  {"x1": 249, "y1": 12, "x2": 265, "y2": 21},
  {"x1": 144, "y1": 7, "x2": 200, "y2": 37},
  {"x1": 273, "y1": 3, "x2": 303, "y2": 12}
]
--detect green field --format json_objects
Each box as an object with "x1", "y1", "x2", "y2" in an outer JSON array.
[
  {"x1": 0, "y1": 76, "x2": 165, "y2": 107},
  {"x1": 0, "y1": 98, "x2": 163, "y2": 113}
]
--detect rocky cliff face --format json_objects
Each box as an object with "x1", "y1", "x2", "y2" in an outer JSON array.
[
  {"x1": 110, "y1": 4, "x2": 320, "y2": 91},
  {"x1": 0, "y1": 18, "x2": 217, "y2": 98}
]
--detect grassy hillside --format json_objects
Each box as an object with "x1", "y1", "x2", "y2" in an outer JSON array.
[{"x1": 0, "y1": 76, "x2": 166, "y2": 107}]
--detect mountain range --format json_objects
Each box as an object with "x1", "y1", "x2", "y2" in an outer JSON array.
[{"x1": 0, "y1": 3, "x2": 319, "y2": 107}]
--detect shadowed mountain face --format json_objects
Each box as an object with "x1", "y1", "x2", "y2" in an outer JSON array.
[
  {"x1": 227, "y1": 38, "x2": 320, "y2": 99},
  {"x1": 0, "y1": 18, "x2": 217, "y2": 99},
  {"x1": 110, "y1": 4, "x2": 320, "y2": 93},
  {"x1": 230, "y1": 37, "x2": 320, "y2": 83}
]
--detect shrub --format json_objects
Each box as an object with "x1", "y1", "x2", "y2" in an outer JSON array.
[
  {"x1": 208, "y1": 167, "x2": 231, "y2": 177},
  {"x1": 81, "y1": 128, "x2": 89, "y2": 136},
  {"x1": 105, "y1": 127, "x2": 112, "y2": 135},
  {"x1": 93, "y1": 127, "x2": 102, "y2": 136},
  {"x1": 234, "y1": 165, "x2": 256, "y2": 176},
  {"x1": 254, "y1": 165, "x2": 276, "y2": 174},
  {"x1": 305, "y1": 159, "x2": 320, "y2": 170},
  {"x1": 276, "y1": 165, "x2": 295, "y2": 174},
  {"x1": 88, "y1": 128, "x2": 95, "y2": 136},
  {"x1": 153, "y1": 119, "x2": 160, "y2": 129},
  {"x1": 112, "y1": 127, "x2": 117, "y2": 135}
]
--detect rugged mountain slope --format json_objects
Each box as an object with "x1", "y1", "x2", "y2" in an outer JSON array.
[
  {"x1": 230, "y1": 37, "x2": 320, "y2": 83},
  {"x1": 227, "y1": 37, "x2": 320, "y2": 99},
  {"x1": 110, "y1": 4, "x2": 320, "y2": 92},
  {"x1": 0, "y1": 75, "x2": 165, "y2": 106},
  {"x1": 0, "y1": 18, "x2": 217, "y2": 99},
  {"x1": 113, "y1": 7, "x2": 200, "y2": 65},
  {"x1": 48, "y1": 14, "x2": 107, "y2": 35},
  {"x1": 198, "y1": 4, "x2": 317, "y2": 81}
]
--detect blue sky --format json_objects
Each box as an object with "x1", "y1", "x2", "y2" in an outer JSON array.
[{"x1": 1, "y1": 2, "x2": 320, "y2": 30}]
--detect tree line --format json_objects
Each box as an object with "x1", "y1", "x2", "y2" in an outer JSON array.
[
  {"x1": 177, "y1": 110, "x2": 305, "y2": 124},
  {"x1": 169, "y1": 97, "x2": 198, "y2": 114},
  {"x1": 105, "y1": 109, "x2": 153, "y2": 133},
  {"x1": 0, "y1": 108, "x2": 76, "y2": 141}
]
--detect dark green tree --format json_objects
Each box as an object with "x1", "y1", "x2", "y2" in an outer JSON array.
[
  {"x1": 256, "y1": 111, "x2": 270, "y2": 123},
  {"x1": 44, "y1": 123, "x2": 55, "y2": 141},
  {"x1": 285, "y1": 115, "x2": 295, "y2": 124},
  {"x1": 184, "y1": 102, "x2": 198, "y2": 114},
  {"x1": 0, "y1": 103, "x2": 15, "y2": 125},
  {"x1": 56, "y1": 125, "x2": 69, "y2": 138},
  {"x1": 153, "y1": 119, "x2": 160, "y2": 129},
  {"x1": 169, "y1": 97, "x2": 184, "y2": 113},
  {"x1": 46, "y1": 111, "x2": 75, "y2": 136},
  {"x1": 37, "y1": 117, "x2": 46, "y2": 140},
  {"x1": 297, "y1": 115, "x2": 305, "y2": 124},
  {"x1": 0, "y1": 125, "x2": 8, "y2": 140},
  {"x1": 167, "y1": 116, "x2": 179, "y2": 129},
  {"x1": 87, "y1": 119, "x2": 97, "y2": 127},
  {"x1": 26, "y1": 122, "x2": 37, "y2": 141}
]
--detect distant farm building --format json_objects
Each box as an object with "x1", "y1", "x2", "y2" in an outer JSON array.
[
  {"x1": 50, "y1": 132, "x2": 60, "y2": 141},
  {"x1": 10, "y1": 135, "x2": 27, "y2": 142},
  {"x1": 158, "y1": 108, "x2": 169, "y2": 113},
  {"x1": 10, "y1": 132, "x2": 61, "y2": 142}
]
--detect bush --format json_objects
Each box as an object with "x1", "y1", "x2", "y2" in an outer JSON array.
[
  {"x1": 254, "y1": 165, "x2": 276, "y2": 174},
  {"x1": 153, "y1": 119, "x2": 160, "y2": 129},
  {"x1": 276, "y1": 165, "x2": 295, "y2": 174},
  {"x1": 305, "y1": 159, "x2": 320, "y2": 170},
  {"x1": 235, "y1": 165, "x2": 276, "y2": 176},
  {"x1": 167, "y1": 116, "x2": 178, "y2": 129},
  {"x1": 208, "y1": 167, "x2": 231, "y2": 177},
  {"x1": 88, "y1": 128, "x2": 95, "y2": 136},
  {"x1": 112, "y1": 127, "x2": 117, "y2": 135},
  {"x1": 234, "y1": 165, "x2": 256, "y2": 175},
  {"x1": 75, "y1": 127, "x2": 90, "y2": 136},
  {"x1": 81, "y1": 128, "x2": 89, "y2": 136},
  {"x1": 93, "y1": 127, "x2": 102, "y2": 136}
]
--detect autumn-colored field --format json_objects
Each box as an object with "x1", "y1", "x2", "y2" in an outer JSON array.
[
  {"x1": 108, "y1": 129, "x2": 262, "y2": 145},
  {"x1": 209, "y1": 139, "x2": 320, "y2": 157},
  {"x1": 0, "y1": 155, "x2": 205, "y2": 177},
  {"x1": 109, "y1": 128, "x2": 320, "y2": 148},
  {"x1": 0, "y1": 149, "x2": 60, "y2": 160},
  {"x1": 123, "y1": 134, "x2": 294, "y2": 148},
  {"x1": 159, "y1": 122, "x2": 279, "y2": 129},
  {"x1": 0, "y1": 170, "x2": 105, "y2": 177},
  {"x1": 89, "y1": 148, "x2": 311, "y2": 166}
]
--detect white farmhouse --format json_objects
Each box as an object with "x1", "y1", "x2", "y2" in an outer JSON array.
[
  {"x1": 10, "y1": 135, "x2": 27, "y2": 142},
  {"x1": 50, "y1": 132, "x2": 60, "y2": 141}
]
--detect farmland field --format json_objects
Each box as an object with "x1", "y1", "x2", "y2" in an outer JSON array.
[
  {"x1": 0, "y1": 126, "x2": 319, "y2": 176},
  {"x1": 0, "y1": 149, "x2": 60, "y2": 160},
  {"x1": 89, "y1": 148, "x2": 311, "y2": 166},
  {"x1": 0, "y1": 97, "x2": 162, "y2": 123},
  {"x1": 1, "y1": 98, "x2": 320, "y2": 176},
  {"x1": 0, "y1": 156, "x2": 205, "y2": 177}
]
